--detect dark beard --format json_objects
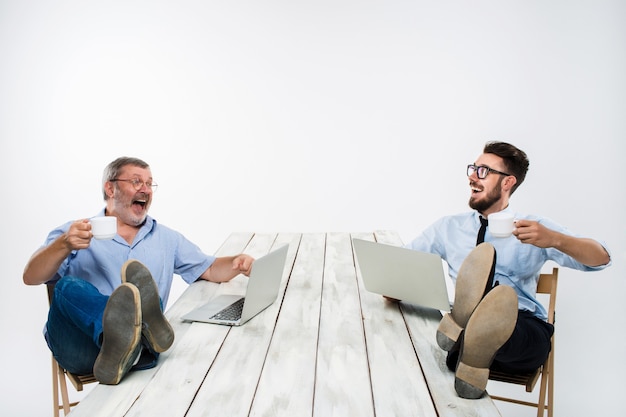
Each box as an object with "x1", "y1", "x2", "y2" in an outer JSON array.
[{"x1": 469, "y1": 180, "x2": 503, "y2": 213}]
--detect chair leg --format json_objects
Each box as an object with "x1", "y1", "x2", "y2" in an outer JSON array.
[
  {"x1": 54, "y1": 359, "x2": 72, "y2": 416},
  {"x1": 51, "y1": 357, "x2": 60, "y2": 417},
  {"x1": 536, "y1": 371, "x2": 548, "y2": 416},
  {"x1": 536, "y1": 352, "x2": 553, "y2": 417},
  {"x1": 58, "y1": 370, "x2": 71, "y2": 415},
  {"x1": 546, "y1": 351, "x2": 554, "y2": 417}
]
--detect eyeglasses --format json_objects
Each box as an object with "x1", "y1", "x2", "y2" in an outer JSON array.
[
  {"x1": 467, "y1": 164, "x2": 511, "y2": 179},
  {"x1": 110, "y1": 178, "x2": 158, "y2": 191}
]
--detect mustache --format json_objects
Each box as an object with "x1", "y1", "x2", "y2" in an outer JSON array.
[
  {"x1": 132, "y1": 192, "x2": 150, "y2": 201},
  {"x1": 470, "y1": 181, "x2": 482, "y2": 190}
]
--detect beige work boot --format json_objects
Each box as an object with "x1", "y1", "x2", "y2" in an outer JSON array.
[
  {"x1": 436, "y1": 242, "x2": 496, "y2": 351},
  {"x1": 454, "y1": 285, "x2": 518, "y2": 399}
]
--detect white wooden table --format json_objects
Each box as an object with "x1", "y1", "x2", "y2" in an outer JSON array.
[{"x1": 69, "y1": 232, "x2": 501, "y2": 417}]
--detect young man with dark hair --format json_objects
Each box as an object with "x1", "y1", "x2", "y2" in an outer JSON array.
[{"x1": 405, "y1": 142, "x2": 611, "y2": 398}]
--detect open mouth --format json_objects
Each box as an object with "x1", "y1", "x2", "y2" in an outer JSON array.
[
  {"x1": 132, "y1": 197, "x2": 148, "y2": 210},
  {"x1": 470, "y1": 183, "x2": 483, "y2": 195}
]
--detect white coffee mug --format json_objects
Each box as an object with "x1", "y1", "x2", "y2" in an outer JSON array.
[
  {"x1": 488, "y1": 211, "x2": 515, "y2": 238},
  {"x1": 90, "y1": 216, "x2": 117, "y2": 240}
]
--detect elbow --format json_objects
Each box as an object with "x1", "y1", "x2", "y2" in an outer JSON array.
[
  {"x1": 22, "y1": 269, "x2": 41, "y2": 286},
  {"x1": 22, "y1": 263, "x2": 47, "y2": 286},
  {"x1": 590, "y1": 248, "x2": 611, "y2": 268},
  {"x1": 600, "y1": 251, "x2": 611, "y2": 267},
  {"x1": 23, "y1": 265, "x2": 33, "y2": 285},
  {"x1": 23, "y1": 273, "x2": 37, "y2": 286}
]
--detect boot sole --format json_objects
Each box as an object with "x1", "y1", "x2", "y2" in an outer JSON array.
[
  {"x1": 454, "y1": 285, "x2": 518, "y2": 399},
  {"x1": 94, "y1": 284, "x2": 142, "y2": 385},
  {"x1": 122, "y1": 260, "x2": 174, "y2": 352},
  {"x1": 436, "y1": 243, "x2": 495, "y2": 350}
]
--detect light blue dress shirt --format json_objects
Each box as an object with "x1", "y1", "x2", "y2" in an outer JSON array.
[
  {"x1": 405, "y1": 208, "x2": 611, "y2": 320},
  {"x1": 44, "y1": 210, "x2": 216, "y2": 307}
]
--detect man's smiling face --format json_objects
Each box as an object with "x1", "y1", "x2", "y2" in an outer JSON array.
[
  {"x1": 468, "y1": 153, "x2": 509, "y2": 215},
  {"x1": 109, "y1": 165, "x2": 154, "y2": 227}
]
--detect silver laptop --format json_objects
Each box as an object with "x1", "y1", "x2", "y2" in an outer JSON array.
[
  {"x1": 352, "y1": 239, "x2": 451, "y2": 312},
  {"x1": 182, "y1": 245, "x2": 289, "y2": 326}
]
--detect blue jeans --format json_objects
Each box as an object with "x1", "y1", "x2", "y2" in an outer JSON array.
[{"x1": 46, "y1": 276, "x2": 159, "y2": 376}]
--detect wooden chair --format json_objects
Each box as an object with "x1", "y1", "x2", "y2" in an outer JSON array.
[
  {"x1": 47, "y1": 283, "x2": 98, "y2": 417},
  {"x1": 488, "y1": 268, "x2": 558, "y2": 417}
]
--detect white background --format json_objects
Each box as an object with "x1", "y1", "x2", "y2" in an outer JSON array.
[{"x1": 1, "y1": 1, "x2": 624, "y2": 416}]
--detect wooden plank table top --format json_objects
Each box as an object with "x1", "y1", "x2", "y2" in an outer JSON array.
[{"x1": 69, "y1": 232, "x2": 501, "y2": 417}]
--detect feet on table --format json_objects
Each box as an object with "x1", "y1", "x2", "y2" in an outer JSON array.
[
  {"x1": 436, "y1": 242, "x2": 496, "y2": 351},
  {"x1": 121, "y1": 259, "x2": 175, "y2": 353},
  {"x1": 94, "y1": 260, "x2": 175, "y2": 385},
  {"x1": 454, "y1": 285, "x2": 517, "y2": 399},
  {"x1": 435, "y1": 242, "x2": 518, "y2": 399},
  {"x1": 94, "y1": 283, "x2": 143, "y2": 385}
]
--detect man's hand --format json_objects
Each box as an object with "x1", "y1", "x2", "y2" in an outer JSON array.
[
  {"x1": 513, "y1": 219, "x2": 610, "y2": 266},
  {"x1": 200, "y1": 254, "x2": 256, "y2": 282},
  {"x1": 63, "y1": 219, "x2": 94, "y2": 250},
  {"x1": 23, "y1": 218, "x2": 92, "y2": 285},
  {"x1": 232, "y1": 254, "x2": 254, "y2": 276},
  {"x1": 513, "y1": 219, "x2": 555, "y2": 248}
]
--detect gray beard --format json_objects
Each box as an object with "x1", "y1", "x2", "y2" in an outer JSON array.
[{"x1": 113, "y1": 197, "x2": 148, "y2": 226}]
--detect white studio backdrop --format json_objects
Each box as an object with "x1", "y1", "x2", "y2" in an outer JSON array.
[{"x1": 1, "y1": 1, "x2": 624, "y2": 416}]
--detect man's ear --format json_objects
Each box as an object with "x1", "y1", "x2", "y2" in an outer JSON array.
[
  {"x1": 502, "y1": 175, "x2": 517, "y2": 193},
  {"x1": 104, "y1": 181, "x2": 115, "y2": 199}
]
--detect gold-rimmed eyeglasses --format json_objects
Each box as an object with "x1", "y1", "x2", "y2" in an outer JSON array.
[{"x1": 110, "y1": 178, "x2": 158, "y2": 191}]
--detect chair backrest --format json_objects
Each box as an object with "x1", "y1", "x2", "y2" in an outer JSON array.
[
  {"x1": 536, "y1": 268, "x2": 558, "y2": 325},
  {"x1": 489, "y1": 267, "x2": 559, "y2": 417},
  {"x1": 47, "y1": 282, "x2": 55, "y2": 305}
]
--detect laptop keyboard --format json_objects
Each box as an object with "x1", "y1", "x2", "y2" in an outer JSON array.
[{"x1": 210, "y1": 298, "x2": 245, "y2": 321}]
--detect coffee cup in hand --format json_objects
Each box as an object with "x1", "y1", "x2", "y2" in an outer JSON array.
[
  {"x1": 488, "y1": 212, "x2": 515, "y2": 238},
  {"x1": 90, "y1": 216, "x2": 117, "y2": 240}
]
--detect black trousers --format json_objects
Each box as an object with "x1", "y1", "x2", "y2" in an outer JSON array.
[{"x1": 447, "y1": 310, "x2": 555, "y2": 373}]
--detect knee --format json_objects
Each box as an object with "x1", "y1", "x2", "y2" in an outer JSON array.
[
  {"x1": 53, "y1": 276, "x2": 83, "y2": 298},
  {"x1": 53, "y1": 276, "x2": 100, "y2": 305},
  {"x1": 55, "y1": 275, "x2": 82, "y2": 289}
]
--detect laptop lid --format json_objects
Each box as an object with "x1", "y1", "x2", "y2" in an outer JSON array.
[
  {"x1": 182, "y1": 244, "x2": 289, "y2": 325},
  {"x1": 352, "y1": 239, "x2": 451, "y2": 312}
]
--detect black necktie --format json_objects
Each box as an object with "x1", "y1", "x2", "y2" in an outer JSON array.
[
  {"x1": 476, "y1": 215, "x2": 496, "y2": 294},
  {"x1": 476, "y1": 216, "x2": 488, "y2": 245}
]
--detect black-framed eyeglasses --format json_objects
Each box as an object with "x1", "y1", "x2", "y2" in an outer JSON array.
[
  {"x1": 467, "y1": 164, "x2": 511, "y2": 179},
  {"x1": 110, "y1": 178, "x2": 158, "y2": 191}
]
